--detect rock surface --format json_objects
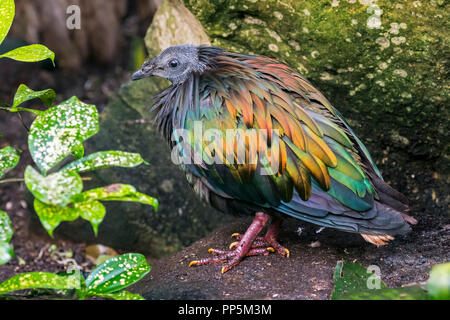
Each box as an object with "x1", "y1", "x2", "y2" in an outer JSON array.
[
  {"x1": 182, "y1": 0, "x2": 449, "y2": 216},
  {"x1": 131, "y1": 215, "x2": 449, "y2": 300}
]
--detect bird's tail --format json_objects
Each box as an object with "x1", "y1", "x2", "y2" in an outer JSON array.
[
  {"x1": 369, "y1": 172, "x2": 418, "y2": 225},
  {"x1": 360, "y1": 173, "x2": 417, "y2": 246}
]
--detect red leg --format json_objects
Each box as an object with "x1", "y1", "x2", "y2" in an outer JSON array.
[
  {"x1": 189, "y1": 212, "x2": 273, "y2": 273},
  {"x1": 230, "y1": 217, "x2": 290, "y2": 257}
]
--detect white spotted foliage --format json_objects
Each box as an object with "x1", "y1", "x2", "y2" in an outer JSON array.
[
  {"x1": 0, "y1": 210, "x2": 13, "y2": 244},
  {"x1": 0, "y1": 210, "x2": 14, "y2": 265},
  {"x1": 85, "y1": 253, "x2": 151, "y2": 294},
  {"x1": 25, "y1": 166, "x2": 83, "y2": 206},
  {"x1": 0, "y1": 259, "x2": 148, "y2": 300},
  {"x1": 0, "y1": 146, "x2": 20, "y2": 179},
  {"x1": 0, "y1": 272, "x2": 80, "y2": 295},
  {"x1": 61, "y1": 151, "x2": 149, "y2": 173},
  {"x1": 71, "y1": 184, "x2": 159, "y2": 211},
  {"x1": 28, "y1": 96, "x2": 99, "y2": 174}
]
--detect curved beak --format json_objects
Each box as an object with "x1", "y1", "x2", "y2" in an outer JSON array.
[
  {"x1": 131, "y1": 69, "x2": 149, "y2": 81},
  {"x1": 131, "y1": 62, "x2": 155, "y2": 81}
]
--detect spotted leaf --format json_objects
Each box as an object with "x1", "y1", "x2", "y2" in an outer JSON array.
[
  {"x1": 0, "y1": 44, "x2": 55, "y2": 65},
  {"x1": 0, "y1": 146, "x2": 20, "y2": 179},
  {"x1": 74, "y1": 200, "x2": 106, "y2": 236},
  {"x1": 11, "y1": 84, "x2": 55, "y2": 109},
  {"x1": 0, "y1": 210, "x2": 13, "y2": 243},
  {"x1": 33, "y1": 199, "x2": 80, "y2": 237},
  {"x1": 0, "y1": 210, "x2": 14, "y2": 265},
  {"x1": 0, "y1": 242, "x2": 14, "y2": 265},
  {"x1": 0, "y1": 0, "x2": 14, "y2": 45},
  {"x1": 25, "y1": 166, "x2": 83, "y2": 206},
  {"x1": 71, "y1": 184, "x2": 158, "y2": 211},
  {"x1": 85, "y1": 253, "x2": 151, "y2": 294},
  {"x1": 28, "y1": 96, "x2": 99, "y2": 174},
  {"x1": 61, "y1": 151, "x2": 149, "y2": 173},
  {"x1": 94, "y1": 290, "x2": 145, "y2": 300},
  {"x1": 0, "y1": 272, "x2": 79, "y2": 295}
]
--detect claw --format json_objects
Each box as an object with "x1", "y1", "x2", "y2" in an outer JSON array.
[
  {"x1": 231, "y1": 233, "x2": 241, "y2": 239},
  {"x1": 188, "y1": 260, "x2": 198, "y2": 267},
  {"x1": 229, "y1": 241, "x2": 239, "y2": 250},
  {"x1": 285, "y1": 248, "x2": 290, "y2": 258}
]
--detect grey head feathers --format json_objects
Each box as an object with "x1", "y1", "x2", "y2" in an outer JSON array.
[{"x1": 132, "y1": 44, "x2": 209, "y2": 84}]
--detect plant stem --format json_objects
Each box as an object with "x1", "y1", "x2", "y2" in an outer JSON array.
[
  {"x1": 17, "y1": 111, "x2": 30, "y2": 131},
  {"x1": 0, "y1": 106, "x2": 41, "y2": 115},
  {"x1": 0, "y1": 178, "x2": 25, "y2": 184}
]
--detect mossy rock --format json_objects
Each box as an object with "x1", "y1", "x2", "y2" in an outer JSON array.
[{"x1": 182, "y1": 0, "x2": 449, "y2": 216}]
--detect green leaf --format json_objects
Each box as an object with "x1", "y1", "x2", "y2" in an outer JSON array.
[
  {"x1": 331, "y1": 260, "x2": 430, "y2": 300},
  {"x1": 85, "y1": 253, "x2": 151, "y2": 294},
  {"x1": 11, "y1": 84, "x2": 55, "y2": 109},
  {"x1": 427, "y1": 262, "x2": 450, "y2": 300},
  {"x1": 93, "y1": 290, "x2": 145, "y2": 300},
  {"x1": 0, "y1": 146, "x2": 20, "y2": 179},
  {"x1": 0, "y1": 272, "x2": 79, "y2": 295},
  {"x1": 25, "y1": 166, "x2": 83, "y2": 206},
  {"x1": 0, "y1": 242, "x2": 14, "y2": 265},
  {"x1": 61, "y1": 151, "x2": 149, "y2": 173},
  {"x1": 33, "y1": 199, "x2": 80, "y2": 237},
  {"x1": 0, "y1": 44, "x2": 55, "y2": 65},
  {"x1": 74, "y1": 200, "x2": 106, "y2": 236},
  {"x1": 0, "y1": 0, "x2": 14, "y2": 45},
  {"x1": 71, "y1": 143, "x2": 85, "y2": 159},
  {"x1": 33, "y1": 199, "x2": 106, "y2": 237},
  {"x1": 71, "y1": 184, "x2": 158, "y2": 211},
  {"x1": 331, "y1": 260, "x2": 387, "y2": 300},
  {"x1": 336, "y1": 285, "x2": 429, "y2": 300},
  {"x1": 28, "y1": 96, "x2": 99, "y2": 174},
  {"x1": 0, "y1": 210, "x2": 13, "y2": 243},
  {"x1": 0, "y1": 209, "x2": 14, "y2": 265}
]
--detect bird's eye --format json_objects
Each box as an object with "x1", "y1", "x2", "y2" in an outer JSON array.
[{"x1": 169, "y1": 59, "x2": 179, "y2": 68}]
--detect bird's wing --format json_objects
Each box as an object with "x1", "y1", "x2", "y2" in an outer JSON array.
[{"x1": 174, "y1": 53, "x2": 411, "y2": 235}]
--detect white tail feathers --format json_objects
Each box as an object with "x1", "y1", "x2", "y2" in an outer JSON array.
[{"x1": 361, "y1": 233, "x2": 395, "y2": 246}]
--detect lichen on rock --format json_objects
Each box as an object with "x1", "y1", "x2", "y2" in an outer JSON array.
[{"x1": 183, "y1": 0, "x2": 449, "y2": 216}]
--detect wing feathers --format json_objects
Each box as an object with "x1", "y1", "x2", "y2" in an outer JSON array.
[{"x1": 166, "y1": 49, "x2": 413, "y2": 238}]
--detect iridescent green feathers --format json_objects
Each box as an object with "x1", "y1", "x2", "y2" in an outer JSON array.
[{"x1": 151, "y1": 46, "x2": 415, "y2": 237}]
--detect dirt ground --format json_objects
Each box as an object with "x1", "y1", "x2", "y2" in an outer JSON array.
[{"x1": 131, "y1": 214, "x2": 449, "y2": 300}]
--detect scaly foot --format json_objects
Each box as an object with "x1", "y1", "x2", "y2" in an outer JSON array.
[{"x1": 188, "y1": 214, "x2": 289, "y2": 273}]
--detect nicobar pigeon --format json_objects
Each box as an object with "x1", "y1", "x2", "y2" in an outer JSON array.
[{"x1": 132, "y1": 45, "x2": 417, "y2": 273}]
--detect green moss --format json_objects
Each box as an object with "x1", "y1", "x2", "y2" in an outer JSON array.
[
  {"x1": 183, "y1": 0, "x2": 449, "y2": 216},
  {"x1": 184, "y1": 0, "x2": 448, "y2": 155}
]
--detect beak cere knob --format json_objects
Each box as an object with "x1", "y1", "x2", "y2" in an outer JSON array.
[{"x1": 131, "y1": 69, "x2": 146, "y2": 81}]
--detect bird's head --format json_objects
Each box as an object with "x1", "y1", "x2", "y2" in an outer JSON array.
[{"x1": 131, "y1": 44, "x2": 207, "y2": 84}]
